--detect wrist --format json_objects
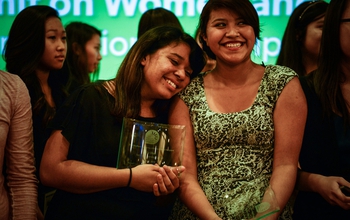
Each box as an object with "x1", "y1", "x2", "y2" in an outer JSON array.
[
  {"x1": 127, "y1": 167, "x2": 132, "y2": 187},
  {"x1": 308, "y1": 173, "x2": 323, "y2": 193}
]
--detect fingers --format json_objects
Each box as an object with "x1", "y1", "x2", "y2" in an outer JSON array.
[
  {"x1": 328, "y1": 187, "x2": 350, "y2": 210},
  {"x1": 153, "y1": 183, "x2": 160, "y2": 196},
  {"x1": 173, "y1": 165, "x2": 185, "y2": 177},
  {"x1": 158, "y1": 166, "x2": 177, "y2": 194},
  {"x1": 152, "y1": 165, "x2": 185, "y2": 196}
]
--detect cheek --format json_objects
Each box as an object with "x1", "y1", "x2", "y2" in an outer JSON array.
[
  {"x1": 304, "y1": 30, "x2": 322, "y2": 51},
  {"x1": 340, "y1": 36, "x2": 350, "y2": 58},
  {"x1": 340, "y1": 27, "x2": 350, "y2": 52},
  {"x1": 41, "y1": 47, "x2": 53, "y2": 65},
  {"x1": 204, "y1": 30, "x2": 219, "y2": 46},
  {"x1": 183, "y1": 78, "x2": 191, "y2": 87},
  {"x1": 86, "y1": 50, "x2": 97, "y2": 64}
]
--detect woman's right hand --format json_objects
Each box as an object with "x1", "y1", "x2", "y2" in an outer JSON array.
[{"x1": 314, "y1": 176, "x2": 350, "y2": 210}]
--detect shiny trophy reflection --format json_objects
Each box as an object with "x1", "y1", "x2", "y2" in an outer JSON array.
[{"x1": 117, "y1": 118, "x2": 185, "y2": 169}]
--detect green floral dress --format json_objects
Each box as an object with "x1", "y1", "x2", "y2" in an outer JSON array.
[{"x1": 170, "y1": 65, "x2": 296, "y2": 220}]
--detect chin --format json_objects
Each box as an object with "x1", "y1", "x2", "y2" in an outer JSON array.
[{"x1": 160, "y1": 94, "x2": 174, "y2": 100}]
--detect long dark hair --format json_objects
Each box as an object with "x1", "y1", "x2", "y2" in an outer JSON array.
[
  {"x1": 3, "y1": 5, "x2": 68, "y2": 126},
  {"x1": 3, "y1": 5, "x2": 59, "y2": 81},
  {"x1": 65, "y1": 21, "x2": 101, "y2": 85},
  {"x1": 198, "y1": 0, "x2": 261, "y2": 60},
  {"x1": 312, "y1": 0, "x2": 349, "y2": 126},
  {"x1": 112, "y1": 26, "x2": 206, "y2": 120},
  {"x1": 277, "y1": 1, "x2": 328, "y2": 76}
]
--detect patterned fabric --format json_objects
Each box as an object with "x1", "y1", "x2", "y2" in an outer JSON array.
[{"x1": 170, "y1": 65, "x2": 296, "y2": 220}]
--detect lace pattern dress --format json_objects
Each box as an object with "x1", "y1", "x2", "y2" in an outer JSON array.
[{"x1": 170, "y1": 65, "x2": 296, "y2": 220}]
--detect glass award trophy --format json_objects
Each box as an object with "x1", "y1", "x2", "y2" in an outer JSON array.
[{"x1": 117, "y1": 118, "x2": 185, "y2": 169}]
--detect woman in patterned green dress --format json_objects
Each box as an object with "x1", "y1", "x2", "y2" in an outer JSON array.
[{"x1": 168, "y1": 0, "x2": 307, "y2": 219}]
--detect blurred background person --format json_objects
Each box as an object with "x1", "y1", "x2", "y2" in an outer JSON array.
[
  {"x1": 0, "y1": 70, "x2": 38, "y2": 219},
  {"x1": 137, "y1": 7, "x2": 183, "y2": 38},
  {"x1": 3, "y1": 5, "x2": 69, "y2": 216},
  {"x1": 293, "y1": 0, "x2": 350, "y2": 219},
  {"x1": 65, "y1": 21, "x2": 102, "y2": 87},
  {"x1": 276, "y1": 1, "x2": 328, "y2": 76}
]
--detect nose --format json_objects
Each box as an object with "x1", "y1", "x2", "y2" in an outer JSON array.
[
  {"x1": 226, "y1": 25, "x2": 240, "y2": 37},
  {"x1": 57, "y1": 40, "x2": 66, "y2": 51},
  {"x1": 174, "y1": 69, "x2": 186, "y2": 80},
  {"x1": 97, "y1": 52, "x2": 102, "y2": 61}
]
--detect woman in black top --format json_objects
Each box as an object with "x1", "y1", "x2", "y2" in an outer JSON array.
[{"x1": 40, "y1": 26, "x2": 206, "y2": 219}]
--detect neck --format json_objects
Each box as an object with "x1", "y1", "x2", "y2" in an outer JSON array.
[
  {"x1": 140, "y1": 100, "x2": 156, "y2": 118},
  {"x1": 211, "y1": 60, "x2": 261, "y2": 86},
  {"x1": 302, "y1": 56, "x2": 317, "y2": 75},
  {"x1": 36, "y1": 69, "x2": 56, "y2": 108},
  {"x1": 36, "y1": 69, "x2": 50, "y2": 85}
]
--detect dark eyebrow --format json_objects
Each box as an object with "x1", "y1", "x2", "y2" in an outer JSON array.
[
  {"x1": 170, "y1": 53, "x2": 185, "y2": 60},
  {"x1": 46, "y1": 29, "x2": 66, "y2": 34},
  {"x1": 211, "y1": 18, "x2": 226, "y2": 23}
]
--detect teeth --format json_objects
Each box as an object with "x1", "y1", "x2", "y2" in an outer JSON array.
[
  {"x1": 166, "y1": 79, "x2": 176, "y2": 89},
  {"x1": 226, "y1": 43, "x2": 241, "y2": 48}
]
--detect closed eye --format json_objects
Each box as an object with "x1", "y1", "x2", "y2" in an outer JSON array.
[{"x1": 170, "y1": 59, "x2": 179, "y2": 66}]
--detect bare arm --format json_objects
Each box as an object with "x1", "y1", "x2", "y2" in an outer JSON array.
[
  {"x1": 40, "y1": 130, "x2": 182, "y2": 194},
  {"x1": 270, "y1": 77, "x2": 307, "y2": 217},
  {"x1": 169, "y1": 96, "x2": 221, "y2": 220}
]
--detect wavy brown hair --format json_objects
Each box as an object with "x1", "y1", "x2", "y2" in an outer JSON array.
[{"x1": 112, "y1": 26, "x2": 206, "y2": 120}]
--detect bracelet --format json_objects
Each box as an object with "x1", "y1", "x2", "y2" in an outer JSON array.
[{"x1": 127, "y1": 167, "x2": 132, "y2": 187}]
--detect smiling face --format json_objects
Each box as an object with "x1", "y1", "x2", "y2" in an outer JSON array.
[
  {"x1": 85, "y1": 33, "x2": 102, "y2": 73},
  {"x1": 202, "y1": 8, "x2": 255, "y2": 66},
  {"x1": 302, "y1": 15, "x2": 325, "y2": 62},
  {"x1": 140, "y1": 42, "x2": 192, "y2": 101},
  {"x1": 39, "y1": 16, "x2": 66, "y2": 72}
]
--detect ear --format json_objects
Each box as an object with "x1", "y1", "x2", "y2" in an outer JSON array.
[
  {"x1": 140, "y1": 55, "x2": 149, "y2": 66},
  {"x1": 201, "y1": 33, "x2": 208, "y2": 46},
  {"x1": 72, "y1": 42, "x2": 82, "y2": 55}
]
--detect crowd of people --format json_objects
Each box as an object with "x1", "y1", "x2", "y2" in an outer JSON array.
[{"x1": 0, "y1": 0, "x2": 349, "y2": 219}]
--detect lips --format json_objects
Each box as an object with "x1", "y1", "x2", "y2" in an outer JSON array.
[
  {"x1": 224, "y1": 42, "x2": 243, "y2": 48},
  {"x1": 165, "y1": 78, "x2": 177, "y2": 89},
  {"x1": 55, "y1": 55, "x2": 65, "y2": 61}
]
